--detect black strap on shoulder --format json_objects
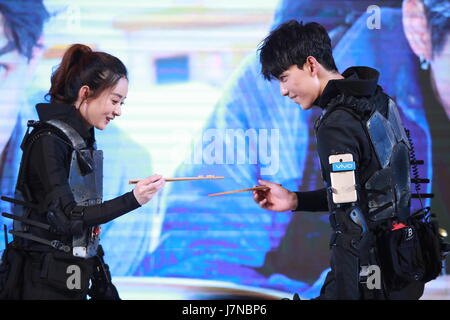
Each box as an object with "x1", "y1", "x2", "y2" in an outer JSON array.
[
  {"x1": 315, "y1": 88, "x2": 389, "y2": 133},
  {"x1": 314, "y1": 94, "x2": 346, "y2": 133},
  {"x1": 316, "y1": 94, "x2": 369, "y2": 132}
]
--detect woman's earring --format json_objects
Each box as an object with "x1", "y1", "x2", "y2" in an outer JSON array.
[{"x1": 420, "y1": 56, "x2": 430, "y2": 70}]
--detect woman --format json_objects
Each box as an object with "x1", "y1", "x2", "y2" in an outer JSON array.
[{"x1": 0, "y1": 44, "x2": 165, "y2": 299}]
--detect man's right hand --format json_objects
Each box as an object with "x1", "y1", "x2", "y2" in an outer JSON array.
[
  {"x1": 252, "y1": 179, "x2": 298, "y2": 212},
  {"x1": 133, "y1": 174, "x2": 165, "y2": 206}
]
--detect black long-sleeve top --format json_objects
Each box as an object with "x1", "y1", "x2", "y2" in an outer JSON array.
[
  {"x1": 24, "y1": 103, "x2": 140, "y2": 235},
  {"x1": 293, "y1": 67, "x2": 382, "y2": 213}
]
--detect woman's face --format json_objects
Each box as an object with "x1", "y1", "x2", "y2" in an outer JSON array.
[{"x1": 79, "y1": 77, "x2": 128, "y2": 130}]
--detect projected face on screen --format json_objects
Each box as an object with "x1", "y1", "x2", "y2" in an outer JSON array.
[
  {"x1": 402, "y1": 0, "x2": 450, "y2": 118},
  {"x1": 431, "y1": 37, "x2": 450, "y2": 116},
  {"x1": 0, "y1": 13, "x2": 35, "y2": 157}
]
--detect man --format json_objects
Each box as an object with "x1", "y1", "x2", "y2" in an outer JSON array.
[
  {"x1": 151, "y1": 0, "x2": 449, "y2": 296},
  {"x1": 0, "y1": 0, "x2": 155, "y2": 278},
  {"x1": 254, "y1": 20, "x2": 425, "y2": 299},
  {"x1": 148, "y1": 2, "x2": 378, "y2": 296},
  {"x1": 150, "y1": 0, "x2": 442, "y2": 297}
]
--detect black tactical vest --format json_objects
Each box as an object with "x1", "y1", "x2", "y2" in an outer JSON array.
[
  {"x1": 3, "y1": 119, "x2": 102, "y2": 258},
  {"x1": 315, "y1": 90, "x2": 412, "y2": 223}
]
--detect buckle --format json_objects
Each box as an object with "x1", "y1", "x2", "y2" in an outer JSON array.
[
  {"x1": 27, "y1": 120, "x2": 39, "y2": 127},
  {"x1": 70, "y1": 207, "x2": 84, "y2": 219}
]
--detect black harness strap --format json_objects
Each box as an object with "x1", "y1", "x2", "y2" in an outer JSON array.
[
  {"x1": 0, "y1": 195, "x2": 39, "y2": 210},
  {"x1": 9, "y1": 230, "x2": 70, "y2": 253},
  {"x1": 1, "y1": 212, "x2": 51, "y2": 231}
]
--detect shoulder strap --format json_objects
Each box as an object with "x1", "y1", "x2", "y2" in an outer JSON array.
[
  {"x1": 315, "y1": 88, "x2": 389, "y2": 133},
  {"x1": 15, "y1": 120, "x2": 86, "y2": 202},
  {"x1": 315, "y1": 94, "x2": 364, "y2": 133},
  {"x1": 46, "y1": 120, "x2": 86, "y2": 150}
]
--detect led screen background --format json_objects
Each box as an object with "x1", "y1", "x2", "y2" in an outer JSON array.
[{"x1": 0, "y1": 0, "x2": 448, "y2": 299}]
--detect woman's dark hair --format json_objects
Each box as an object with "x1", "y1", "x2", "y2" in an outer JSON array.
[
  {"x1": 258, "y1": 20, "x2": 338, "y2": 80},
  {"x1": 46, "y1": 44, "x2": 128, "y2": 105}
]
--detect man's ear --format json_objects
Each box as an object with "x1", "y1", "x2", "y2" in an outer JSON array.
[
  {"x1": 402, "y1": 0, "x2": 432, "y2": 61},
  {"x1": 306, "y1": 56, "x2": 319, "y2": 76}
]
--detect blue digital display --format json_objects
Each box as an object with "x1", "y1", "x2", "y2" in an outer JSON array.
[{"x1": 0, "y1": 0, "x2": 448, "y2": 299}]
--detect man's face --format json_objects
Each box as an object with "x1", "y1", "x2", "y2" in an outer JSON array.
[
  {"x1": 430, "y1": 35, "x2": 450, "y2": 118},
  {"x1": 0, "y1": 13, "x2": 31, "y2": 153},
  {"x1": 277, "y1": 64, "x2": 320, "y2": 110}
]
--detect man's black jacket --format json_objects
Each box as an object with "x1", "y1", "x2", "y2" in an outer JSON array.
[{"x1": 294, "y1": 66, "x2": 385, "y2": 213}]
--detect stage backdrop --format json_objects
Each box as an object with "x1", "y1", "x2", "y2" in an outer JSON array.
[{"x1": 0, "y1": 0, "x2": 448, "y2": 299}]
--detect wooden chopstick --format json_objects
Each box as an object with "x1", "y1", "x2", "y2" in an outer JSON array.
[
  {"x1": 208, "y1": 186, "x2": 269, "y2": 197},
  {"x1": 128, "y1": 175, "x2": 224, "y2": 184}
]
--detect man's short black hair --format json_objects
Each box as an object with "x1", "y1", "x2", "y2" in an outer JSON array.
[
  {"x1": 258, "y1": 20, "x2": 338, "y2": 80},
  {"x1": 0, "y1": 0, "x2": 49, "y2": 61},
  {"x1": 423, "y1": 0, "x2": 450, "y2": 57}
]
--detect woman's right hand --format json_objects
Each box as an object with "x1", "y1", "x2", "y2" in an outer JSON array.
[
  {"x1": 253, "y1": 179, "x2": 298, "y2": 212},
  {"x1": 133, "y1": 174, "x2": 166, "y2": 206}
]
